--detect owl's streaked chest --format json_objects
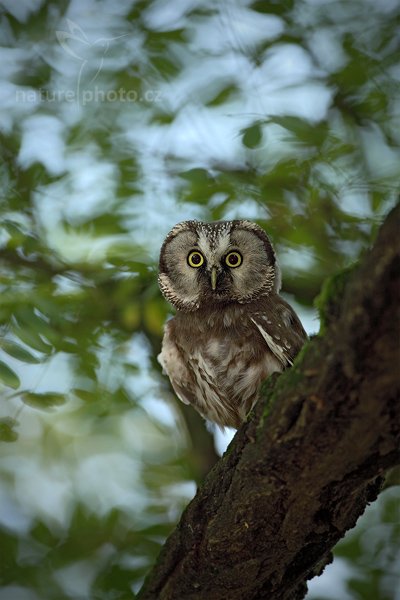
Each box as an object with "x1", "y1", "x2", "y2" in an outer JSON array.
[{"x1": 160, "y1": 306, "x2": 282, "y2": 428}]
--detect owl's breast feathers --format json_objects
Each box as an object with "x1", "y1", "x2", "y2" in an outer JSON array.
[{"x1": 158, "y1": 295, "x2": 307, "y2": 428}]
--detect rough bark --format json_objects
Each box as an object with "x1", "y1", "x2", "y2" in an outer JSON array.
[{"x1": 138, "y1": 204, "x2": 400, "y2": 600}]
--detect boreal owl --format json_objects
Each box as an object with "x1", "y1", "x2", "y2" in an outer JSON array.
[{"x1": 158, "y1": 220, "x2": 307, "y2": 429}]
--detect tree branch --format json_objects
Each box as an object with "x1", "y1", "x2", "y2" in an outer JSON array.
[{"x1": 138, "y1": 204, "x2": 400, "y2": 600}]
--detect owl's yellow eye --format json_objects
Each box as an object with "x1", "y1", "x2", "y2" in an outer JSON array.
[
  {"x1": 225, "y1": 251, "x2": 242, "y2": 268},
  {"x1": 187, "y1": 250, "x2": 205, "y2": 268}
]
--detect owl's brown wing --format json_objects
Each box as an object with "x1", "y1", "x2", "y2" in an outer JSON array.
[
  {"x1": 251, "y1": 294, "x2": 308, "y2": 368},
  {"x1": 158, "y1": 322, "x2": 198, "y2": 407}
]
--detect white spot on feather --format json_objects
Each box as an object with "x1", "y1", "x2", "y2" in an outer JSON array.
[
  {"x1": 197, "y1": 225, "x2": 231, "y2": 261},
  {"x1": 251, "y1": 318, "x2": 292, "y2": 366}
]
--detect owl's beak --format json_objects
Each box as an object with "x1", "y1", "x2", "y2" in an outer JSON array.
[{"x1": 210, "y1": 266, "x2": 218, "y2": 291}]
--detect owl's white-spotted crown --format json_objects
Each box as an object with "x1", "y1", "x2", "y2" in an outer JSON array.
[{"x1": 158, "y1": 220, "x2": 281, "y2": 312}]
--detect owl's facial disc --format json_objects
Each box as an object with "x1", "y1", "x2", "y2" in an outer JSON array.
[{"x1": 158, "y1": 220, "x2": 280, "y2": 311}]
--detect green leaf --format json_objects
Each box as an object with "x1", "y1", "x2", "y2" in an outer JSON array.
[
  {"x1": 207, "y1": 84, "x2": 239, "y2": 106},
  {"x1": 268, "y1": 116, "x2": 328, "y2": 147},
  {"x1": 21, "y1": 392, "x2": 66, "y2": 410},
  {"x1": 251, "y1": 0, "x2": 293, "y2": 15},
  {"x1": 73, "y1": 388, "x2": 96, "y2": 402},
  {"x1": 0, "y1": 417, "x2": 19, "y2": 442},
  {"x1": 179, "y1": 168, "x2": 211, "y2": 184},
  {"x1": 1, "y1": 340, "x2": 41, "y2": 364},
  {"x1": 242, "y1": 123, "x2": 262, "y2": 148},
  {"x1": 12, "y1": 325, "x2": 53, "y2": 354},
  {"x1": 0, "y1": 361, "x2": 20, "y2": 389}
]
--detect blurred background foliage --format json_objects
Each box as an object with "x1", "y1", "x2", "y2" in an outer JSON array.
[{"x1": 0, "y1": 0, "x2": 399, "y2": 598}]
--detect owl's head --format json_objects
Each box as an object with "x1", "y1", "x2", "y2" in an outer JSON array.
[{"x1": 158, "y1": 220, "x2": 281, "y2": 311}]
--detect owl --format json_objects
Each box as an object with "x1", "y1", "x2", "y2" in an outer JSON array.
[{"x1": 158, "y1": 220, "x2": 307, "y2": 429}]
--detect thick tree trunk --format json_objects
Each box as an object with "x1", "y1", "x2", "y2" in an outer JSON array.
[{"x1": 138, "y1": 205, "x2": 400, "y2": 600}]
